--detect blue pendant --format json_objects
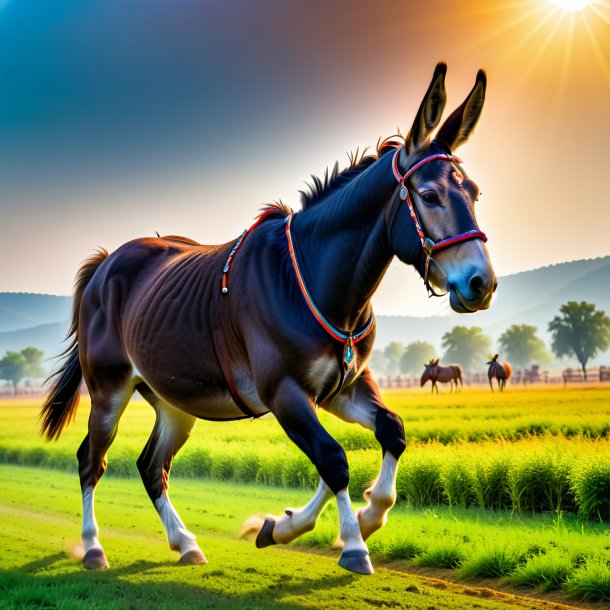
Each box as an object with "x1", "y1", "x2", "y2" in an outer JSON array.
[
  {"x1": 345, "y1": 344, "x2": 354, "y2": 365},
  {"x1": 400, "y1": 186, "x2": 407, "y2": 200}
]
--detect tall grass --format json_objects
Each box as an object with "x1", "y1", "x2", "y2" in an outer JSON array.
[{"x1": 2, "y1": 389, "x2": 610, "y2": 519}]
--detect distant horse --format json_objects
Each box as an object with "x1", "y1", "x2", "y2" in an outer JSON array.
[
  {"x1": 420, "y1": 359, "x2": 463, "y2": 393},
  {"x1": 487, "y1": 354, "x2": 512, "y2": 391},
  {"x1": 40, "y1": 64, "x2": 495, "y2": 576}
]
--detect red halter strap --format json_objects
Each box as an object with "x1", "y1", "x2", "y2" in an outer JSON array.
[{"x1": 391, "y1": 148, "x2": 487, "y2": 256}]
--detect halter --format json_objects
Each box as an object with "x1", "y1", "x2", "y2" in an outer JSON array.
[
  {"x1": 285, "y1": 214, "x2": 374, "y2": 368},
  {"x1": 391, "y1": 147, "x2": 487, "y2": 293}
]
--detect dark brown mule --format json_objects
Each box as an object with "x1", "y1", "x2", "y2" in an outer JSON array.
[
  {"x1": 487, "y1": 354, "x2": 512, "y2": 391},
  {"x1": 40, "y1": 63, "x2": 496, "y2": 575},
  {"x1": 420, "y1": 359, "x2": 463, "y2": 393}
]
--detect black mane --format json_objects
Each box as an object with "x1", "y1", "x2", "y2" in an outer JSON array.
[{"x1": 300, "y1": 137, "x2": 403, "y2": 210}]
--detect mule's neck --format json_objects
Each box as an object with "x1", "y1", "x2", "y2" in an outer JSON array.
[{"x1": 291, "y1": 152, "x2": 412, "y2": 332}]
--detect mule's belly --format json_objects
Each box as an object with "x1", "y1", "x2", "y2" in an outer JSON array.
[{"x1": 132, "y1": 365, "x2": 270, "y2": 421}]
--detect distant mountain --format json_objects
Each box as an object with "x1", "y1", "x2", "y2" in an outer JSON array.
[
  {"x1": 0, "y1": 293, "x2": 70, "y2": 332},
  {"x1": 0, "y1": 323, "x2": 67, "y2": 363},
  {"x1": 1, "y1": 256, "x2": 609, "y2": 361}
]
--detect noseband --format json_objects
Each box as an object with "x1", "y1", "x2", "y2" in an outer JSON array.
[{"x1": 391, "y1": 147, "x2": 487, "y2": 291}]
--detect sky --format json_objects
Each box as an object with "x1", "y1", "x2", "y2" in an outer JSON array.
[{"x1": 1, "y1": 0, "x2": 609, "y2": 316}]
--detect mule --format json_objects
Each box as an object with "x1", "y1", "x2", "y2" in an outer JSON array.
[
  {"x1": 40, "y1": 63, "x2": 496, "y2": 575},
  {"x1": 487, "y1": 354, "x2": 512, "y2": 391},
  {"x1": 420, "y1": 359, "x2": 463, "y2": 393}
]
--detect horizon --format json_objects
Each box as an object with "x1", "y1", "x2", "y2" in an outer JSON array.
[{"x1": 1, "y1": 254, "x2": 608, "y2": 324}]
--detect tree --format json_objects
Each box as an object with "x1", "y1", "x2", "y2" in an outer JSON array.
[
  {"x1": 441, "y1": 326, "x2": 491, "y2": 373},
  {"x1": 0, "y1": 347, "x2": 46, "y2": 393},
  {"x1": 498, "y1": 324, "x2": 552, "y2": 370},
  {"x1": 548, "y1": 301, "x2": 610, "y2": 380},
  {"x1": 383, "y1": 342, "x2": 405, "y2": 375},
  {"x1": 400, "y1": 341, "x2": 437, "y2": 374},
  {"x1": 21, "y1": 347, "x2": 46, "y2": 379},
  {"x1": 0, "y1": 351, "x2": 28, "y2": 393}
]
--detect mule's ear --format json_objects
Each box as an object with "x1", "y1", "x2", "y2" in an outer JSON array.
[
  {"x1": 405, "y1": 62, "x2": 448, "y2": 155},
  {"x1": 436, "y1": 69, "x2": 486, "y2": 151}
]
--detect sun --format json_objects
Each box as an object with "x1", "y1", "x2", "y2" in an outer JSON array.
[{"x1": 549, "y1": 0, "x2": 595, "y2": 10}]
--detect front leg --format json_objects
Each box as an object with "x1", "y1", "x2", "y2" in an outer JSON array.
[
  {"x1": 246, "y1": 377, "x2": 373, "y2": 574},
  {"x1": 326, "y1": 368, "x2": 406, "y2": 540}
]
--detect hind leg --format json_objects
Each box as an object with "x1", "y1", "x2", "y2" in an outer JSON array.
[
  {"x1": 137, "y1": 387, "x2": 204, "y2": 564},
  {"x1": 78, "y1": 382, "x2": 133, "y2": 569}
]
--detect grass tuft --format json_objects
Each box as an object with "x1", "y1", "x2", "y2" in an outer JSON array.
[
  {"x1": 509, "y1": 550, "x2": 572, "y2": 590},
  {"x1": 459, "y1": 545, "x2": 525, "y2": 578},
  {"x1": 563, "y1": 557, "x2": 610, "y2": 601},
  {"x1": 415, "y1": 542, "x2": 465, "y2": 569}
]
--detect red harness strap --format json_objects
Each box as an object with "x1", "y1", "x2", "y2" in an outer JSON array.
[
  {"x1": 285, "y1": 213, "x2": 374, "y2": 368},
  {"x1": 221, "y1": 208, "x2": 280, "y2": 293}
]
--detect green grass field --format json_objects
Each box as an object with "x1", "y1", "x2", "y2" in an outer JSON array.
[
  {"x1": 1, "y1": 465, "x2": 605, "y2": 609},
  {"x1": 1, "y1": 386, "x2": 609, "y2": 606}
]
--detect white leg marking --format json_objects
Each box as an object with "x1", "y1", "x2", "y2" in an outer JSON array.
[
  {"x1": 154, "y1": 493, "x2": 201, "y2": 557},
  {"x1": 336, "y1": 489, "x2": 368, "y2": 554},
  {"x1": 357, "y1": 452, "x2": 398, "y2": 540},
  {"x1": 82, "y1": 486, "x2": 102, "y2": 553},
  {"x1": 271, "y1": 479, "x2": 333, "y2": 544}
]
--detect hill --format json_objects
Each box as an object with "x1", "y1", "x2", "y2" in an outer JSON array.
[
  {"x1": 1, "y1": 256, "x2": 609, "y2": 360},
  {"x1": 0, "y1": 323, "x2": 67, "y2": 362},
  {"x1": 0, "y1": 293, "x2": 70, "y2": 332}
]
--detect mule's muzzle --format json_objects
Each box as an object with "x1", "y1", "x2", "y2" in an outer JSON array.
[{"x1": 448, "y1": 269, "x2": 496, "y2": 313}]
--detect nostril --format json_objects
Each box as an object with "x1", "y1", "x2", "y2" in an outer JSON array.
[
  {"x1": 493, "y1": 279, "x2": 498, "y2": 293},
  {"x1": 469, "y1": 274, "x2": 484, "y2": 294}
]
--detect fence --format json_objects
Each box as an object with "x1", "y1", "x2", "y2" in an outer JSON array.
[{"x1": 376, "y1": 365, "x2": 610, "y2": 389}]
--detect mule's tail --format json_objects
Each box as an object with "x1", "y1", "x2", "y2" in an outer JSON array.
[{"x1": 40, "y1": 248, "x2": 109, "y2": 441}]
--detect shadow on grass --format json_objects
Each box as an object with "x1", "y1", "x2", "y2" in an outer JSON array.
[{"x1": 1, "y1": 552, "x2": 357, "y2": 609}]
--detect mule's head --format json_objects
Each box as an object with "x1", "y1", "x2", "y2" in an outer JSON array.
[
  {"x1": 420, "y1": 358, "x2": 439, "y2": 386},
  {"x1": 390, "y1": 63, "x2": 496, "y2": 313}
]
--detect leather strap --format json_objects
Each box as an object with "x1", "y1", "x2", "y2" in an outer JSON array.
[{"x1": 211, "y1": 296, "x2": 263, "y2": 419}]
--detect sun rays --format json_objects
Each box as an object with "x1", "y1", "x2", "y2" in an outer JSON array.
[
  {"x1": 550, "y1": 0, "x2": 594, "y2": 10},
  {"x1": 456, "y1": 0, "x2": 610, "y2": 104}
]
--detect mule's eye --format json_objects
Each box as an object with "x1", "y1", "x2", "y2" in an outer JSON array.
[{"x1": 420, "y1": 191, "x2": 440, "y2": 206}]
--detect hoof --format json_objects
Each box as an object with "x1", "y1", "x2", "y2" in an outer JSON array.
[
  {"x1": 255, "y1": 518, "x2": 277, "y2": 549},
  {"x1": 338, "y1": 549, "x2": 374, "y2": 575},
  {"x1": 178, "y1": 549, "x2": 208, "y2": 565},
  {"x1": 82, "y1": 548, "x2": 109, "y2": 570}
]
